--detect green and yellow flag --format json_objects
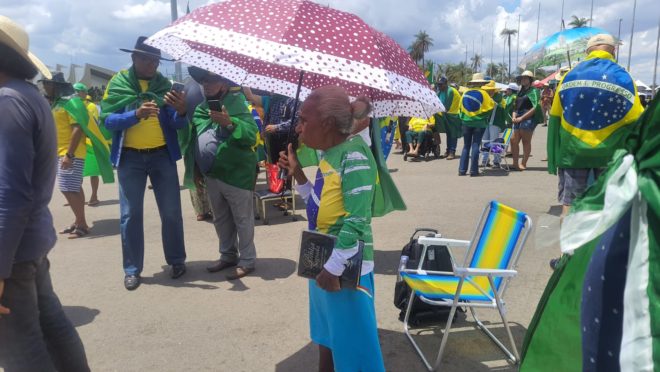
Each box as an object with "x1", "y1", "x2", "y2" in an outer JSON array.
[
  {"x1": 59, "y1": 96, "x2": 114, "y2": 183},
  {"x1": 546, "y1": 50, "x2": 644, "y2": 174},
  {"x1": 459, "y1": 88, "x2": 495, "y2": 125}
]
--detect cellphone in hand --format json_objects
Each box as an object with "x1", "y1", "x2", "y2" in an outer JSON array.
[
  {"x1": 171, "y1": 82, "x2": 185, "y2": 93},
  {"x1": 207, "y1": 100, "x2": 222, "y2": 112}
]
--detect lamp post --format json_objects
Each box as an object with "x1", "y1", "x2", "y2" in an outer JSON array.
[
  {"x1": 627, "y1": 0, "x2": 636, "y2": 71},
  {"x1": 616, "y1": 18, "x2": 622, "y2": 63},
  {"x1": 170, "y1": 0, "x2": 182, "y2": 81}
]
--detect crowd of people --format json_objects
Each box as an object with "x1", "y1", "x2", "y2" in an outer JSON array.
[{"x1": 0, "y1": 11, "x2": 655, "y2": 371}]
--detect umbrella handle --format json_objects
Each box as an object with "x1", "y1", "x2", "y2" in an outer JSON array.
[{"x1": 279, "y1": 70, "x2": 305, "y2": 180}]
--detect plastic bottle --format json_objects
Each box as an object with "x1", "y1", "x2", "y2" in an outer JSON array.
[{"x1": 397, "y1": 255, "x2": 409, "y2": 281}]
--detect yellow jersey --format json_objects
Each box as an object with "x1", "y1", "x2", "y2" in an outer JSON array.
[
  {"x1": 123, "y1": 80, "x2": 166, "y2": 149},
  {"x1": 53, "y1": 106, "x2": 87, "y2": 158}
]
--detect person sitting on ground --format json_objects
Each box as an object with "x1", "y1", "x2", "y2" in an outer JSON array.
[
  {"x1": 278, "y1": 85, "x2": 385, "y2": 372},
  {"x1": 405, "y1": 115, "x2": 435, "y2": 158}
]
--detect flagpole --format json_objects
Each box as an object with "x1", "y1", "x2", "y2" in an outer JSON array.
[
  {"x1": 170, "y1": 0, "x2": 182, "y2": 81},
  {"x1": 560, "y1": 0, "x2": 565, "y2": 31},
  {"x1": 627, "y1": 0, "x2": 636, "y2": 71},
  {"x1": 616, "y1": 18, "x2": 622, "y2": 63},
  {"x1": 490, "y1": 29, "x2": 494, "y2": 77},
  {"x1": 653, "y1": 16, "x2": 660, "y2": 95},
  {"x1": 589, "y1": 0, "x2": 594, "y2": 27},
  {"x1": 516, "y1": 14, "x2": 521, "y2": 71},
  {"x1": 536, "y1": 1, "x2": 541, "y2": 42}
]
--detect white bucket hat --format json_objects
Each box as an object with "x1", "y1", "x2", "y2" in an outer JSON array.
[
  {"x1": 0, "y1": 15, "x2": 51, "y2": 79},
  {"x1": 507, "y1": 83, "x2": 519, "y2": 91}
]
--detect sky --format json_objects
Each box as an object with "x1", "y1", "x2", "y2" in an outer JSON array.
[{"x1": 2, "y1": 0, "x2": 658, "y2": 85}]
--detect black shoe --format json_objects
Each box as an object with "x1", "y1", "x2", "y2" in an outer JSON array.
[
  {"x1": 124, "y1": 274, "x2": 141, "y2": 290},
  {"x1": 470, "y1": 172, "x2": 480, "y2": 177},
  {"x1": 171, "y1": 264, "x2": 186, "y2": 279},
  {"x1": 549, "y1": 257, "x2": 560, "y2": 270},
  {"x1": 458, "y1": 172, "x2": 467, "y2": 176}
]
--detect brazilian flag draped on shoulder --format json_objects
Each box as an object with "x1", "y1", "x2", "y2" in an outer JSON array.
[
  {"x1": 520, "y1": 94, "x2": 660, "y2": 372},
  {"x1": 100, "y1": 67, "x2": 172, "y2": 128},
  {"x1": 294, "y1": 119, "x2": 406, "y2": 217},
  {"x1": 546, "y1": 50, "x2": 644, "y2": 174},
  {"x1": 459, "y1": 88, "x2": 495, "y2": 127},
  {"x1": 56, "y1": 96, "x2": 114, "y2": 183},
  {"x1": 436, "y1": 87, "x2": 463, "y2": 138}
]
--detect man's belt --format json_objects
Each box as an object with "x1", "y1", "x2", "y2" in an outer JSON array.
[{"x1": 122, "y1": 145, "x2": 167, "y2": 153}]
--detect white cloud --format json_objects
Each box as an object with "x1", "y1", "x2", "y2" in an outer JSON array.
[
  {"x1": 1, "y1": 0, "x2": 657, "y2": 86},
  {"x1": 112, "y1": 0, "x2": 171, "y2": 20}
]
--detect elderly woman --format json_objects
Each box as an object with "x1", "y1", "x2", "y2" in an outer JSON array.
[
  {"x1": 511, "y1": 70, "x2": 544, "y2": 170},
  {"x1": 278, "y1": 86, "x2": 385, "y2": 372}
]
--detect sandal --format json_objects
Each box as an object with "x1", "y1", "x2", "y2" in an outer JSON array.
[
  {"x1": 68, "y1": 226, "x2": 90, "y2": 239},
  {"x1": 88, "y1": 199, "x2": 100, "y2": 206},
  {"x1": 59, "y1": 225, "x2": 76, "y2": 234}
]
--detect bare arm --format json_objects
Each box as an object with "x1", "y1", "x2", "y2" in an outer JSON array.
[{"x1": 242, "y1": 87, "x2": 263, "y2": 107}]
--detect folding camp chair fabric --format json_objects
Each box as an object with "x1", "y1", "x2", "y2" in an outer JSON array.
[
  {"x1": 469, "y1": 201, "x2": 526, "y2": 293},
  {"x1": 403, "y1": 273, "x2": 492, "y2": 301}
]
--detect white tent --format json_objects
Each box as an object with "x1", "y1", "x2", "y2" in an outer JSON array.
[{"x1": 635, "y1": 79, "x2": 652, "y2": 93}]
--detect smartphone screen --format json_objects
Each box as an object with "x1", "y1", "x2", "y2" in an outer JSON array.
[
  {"x1": 171, "y1": 82, "x2": 185, "y2": 93},
  {"x1": 207, "y1": 100, "x2": 222, "y2": 111}
]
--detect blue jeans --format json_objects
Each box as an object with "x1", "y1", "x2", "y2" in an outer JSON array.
[
  {"x1": 446, "y1": 132, "x2": 458, "y2": 153},
  {"x1": 459, "y1": 126, "x2": 486, "y2": 175},
  {"x1": 117, "y1": 149, "x2": 186, "y2": 275},
  {"x1": 0, "y1": 257, "x2": 89, "y2": 372}
]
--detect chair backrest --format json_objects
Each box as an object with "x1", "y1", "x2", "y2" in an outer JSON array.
[
  {"x1": 465, "y1": 200, "x2": 530, "y2": 297},
  {"x1": 501, "y1": 128, "x2": 513, "y2": 146}
]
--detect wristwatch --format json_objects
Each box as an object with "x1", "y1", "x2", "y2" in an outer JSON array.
[{"x1": 65, "y1": 152, "x2": 75, "y2": 159}]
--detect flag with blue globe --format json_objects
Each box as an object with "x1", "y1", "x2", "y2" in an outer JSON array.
[{"x1": 546, "y1": 50, "x2": 644, "y2": 174}]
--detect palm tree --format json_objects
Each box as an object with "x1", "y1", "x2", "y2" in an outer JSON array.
[
  {"x1": 497, "y1": 62, "x2": 508, "y2": 82},
  {"x1": 410, "y1": 31, "x2": 433, "y2": 68},
  {"x1": 568, "y1": 15, "x2": 590, "y2": 28},
  {"x1": 486, "y1": 62, "x2": 501, "y2": 79},
  {"x1": 470, "y1": 54, "x2": 483, "y2": 73},
  {"x1": 500, "y1": 28, "x2": 518, "y2": 80}
]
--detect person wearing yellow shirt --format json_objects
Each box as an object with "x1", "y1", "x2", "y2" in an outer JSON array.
[
  {"x1": 41, "y1": 73, "x2": 90, "y2": 238},
  {"x1": 74, "y1": 83, "x2": 107, "y2": 206},
  {"x1": 405, "y1": 115, "x2": 434, "y2": 158}
]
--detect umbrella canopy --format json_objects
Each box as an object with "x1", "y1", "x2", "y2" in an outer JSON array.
[
  {"x1": 146, "y1": 0, "x2": 443, "y2": 117},
  {"x1": 519, "y1": 27, "x2": 610, "y2": 71}
]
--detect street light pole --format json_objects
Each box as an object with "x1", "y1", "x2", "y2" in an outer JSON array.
[
  {"x1": 589, "y1": 0, "x2": 594, "y2": 27},
  {"x1": 627, "y1": 0, "x2": 636, "y2": 71},
  {"x1": 170, "y1": 0, "x2": 182, "y2": 81},
  {"x1": 616, "y1": 18, "x2": 622, "y2": 63},
  {"x1": 653, "y1": 16, "x2": 660, "y2": 95},
  {"x1": 536, "y1": 1, "x2": 541, "y2": 42}
]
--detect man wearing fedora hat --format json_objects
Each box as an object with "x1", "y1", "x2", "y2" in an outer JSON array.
[
  {"x1": 102, "y1": 36, "x2": 188, "y2": 290},
  {"x1": 0, "y1": 15, "x2": 90, "y2": 370},
  {"x1": 184, "y1": 66, "x2": 259, "y2": 280}
]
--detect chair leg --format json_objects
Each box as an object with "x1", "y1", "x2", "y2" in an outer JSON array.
[
  {"x1": 403, "y1": 291, "x2": 434, "y2": 371},
  {"x1": 432, "y1": 279, "x2": 464, "y2": 371},
  {"x1": 467, "y1": 278, "x2": 519, "y2": 364}
]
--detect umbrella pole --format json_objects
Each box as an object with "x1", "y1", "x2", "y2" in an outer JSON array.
[{"x1": 278, "y1": 70, "x2": 306, "y2": 180}]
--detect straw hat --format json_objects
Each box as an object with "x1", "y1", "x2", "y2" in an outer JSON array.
[
  {"x1": 469, "y1": 73, "x2": 489, "y2": 83},
  {"x1": 587, "y1": 34, "x2": 616, "y2": 49},
  {"x1": 0, "y1": 15, "x2": 51, "y2": 79},
  {"x1": 480, "y1": 80, "x2": 498, "y2": 91},
  {"x1": 517, "y1": 70, "x2": 535, "y2": 79}
]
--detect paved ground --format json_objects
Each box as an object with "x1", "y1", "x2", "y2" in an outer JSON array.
[{"x1": 44, "y1": 126, "x2": 561, "y2": 371}]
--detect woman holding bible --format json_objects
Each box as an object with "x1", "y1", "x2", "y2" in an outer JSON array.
[{"x1": 278, "y1": 86, "x2": 385, "y2": 372}]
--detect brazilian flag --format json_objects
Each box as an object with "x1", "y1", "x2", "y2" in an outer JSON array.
[
  {"x1": 459, "y1": 88, "x2": 495, "y2": 126},
  {"x1": 521, "y1": 93, "x2": 660, "y2": 372},
  {"x1": 58, "y1": 96, "x2": 114, "y2": 184},
  {"x1": 547, "y1": 50, "x2": 644, "y2": 174}
]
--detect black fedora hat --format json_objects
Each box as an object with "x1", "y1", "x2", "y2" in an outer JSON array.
[
  {"x1": 39, "y1": 71, "x2": 70, "y2": 84},
  {"x1": 188, "y1": 66, "x2": 238, "y2": 87},
  {"x1": 120, "y1": 36, "x2": 174, "y2": 61}
]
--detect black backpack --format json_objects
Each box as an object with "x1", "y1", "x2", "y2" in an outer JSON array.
[{"x1": 393, "y1": 228, "x2": 462, "y2": 325}]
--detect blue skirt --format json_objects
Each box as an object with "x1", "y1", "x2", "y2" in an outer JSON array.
[{"x1": 309, "y1": 272, "x2": 385, "y2": 372}]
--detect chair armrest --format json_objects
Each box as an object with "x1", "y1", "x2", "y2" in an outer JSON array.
[
  {"x1": 453, "y1": 267, "x2": 517, "y2": 277},
  {"x1": 401, "y1": 268, "x2": 454, "y2": 276},
  {"x1": 417, "y1": 236, "x2": 470, "y2": 249}
]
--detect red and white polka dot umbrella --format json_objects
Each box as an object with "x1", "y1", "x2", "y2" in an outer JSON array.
[{"x1": 145, "y1": 0, "x2": 443, "y2": 117}]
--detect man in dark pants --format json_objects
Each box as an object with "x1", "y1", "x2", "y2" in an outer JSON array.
[
  {"x1": 0, "y1": 15, "x2": 89, "y2": 371},
  {"x1": 102, "y1": 37, "x2": 188, "y2": 290}
]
